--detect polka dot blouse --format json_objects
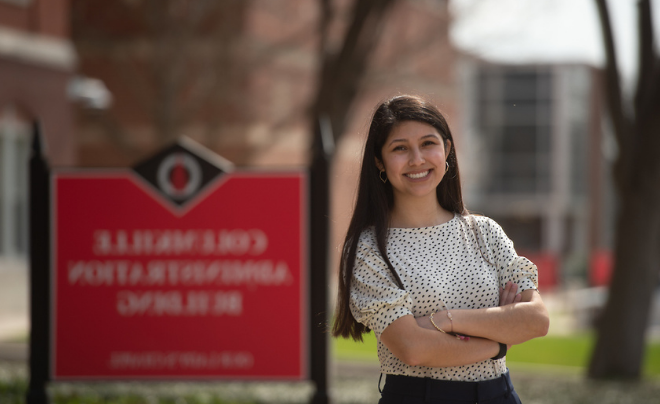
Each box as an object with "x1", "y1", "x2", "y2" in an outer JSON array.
[{"x1": 349, "y1": 214, "x2": 538, "y2": 382}]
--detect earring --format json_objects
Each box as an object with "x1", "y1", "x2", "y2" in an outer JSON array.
[
  {"x1": 379, "y1": 170, "x2": 388, "y2": 184},
  {"x1": 445, "y1": 162, "x2": 449, "y2": 173}
]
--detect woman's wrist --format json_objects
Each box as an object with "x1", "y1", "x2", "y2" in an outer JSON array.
[
  {"x1": 436, "y1": 310, "x2": 452, "y2": 331},
  {"x1": 415, "y1": 315, "x2": 436, "y2": 331},
  {"x1": 490, "y1": 342, "x2": 507, "y2": 360},
  {"x1": 428, "y1": 312, "x2": 471, "y2": 341},
  {"x1": 470, "y1": 337, "x2": 503, "y2": 362}
]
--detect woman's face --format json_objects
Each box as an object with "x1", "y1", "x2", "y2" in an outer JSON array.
[{"x1": 376, "y1": 120, "x2": 451, "y2": 205}]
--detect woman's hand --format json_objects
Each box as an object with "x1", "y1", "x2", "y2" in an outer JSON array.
[
  {"x1": 499, "y1": 281, "x2": 522, "y2": 307},
  {"x1": 500, "y1": 281, "x2": 522, "y2": 349}
]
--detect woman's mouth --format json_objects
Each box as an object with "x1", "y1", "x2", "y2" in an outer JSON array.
[{"x1": 405, "y1": 170, "x2": 430, "y2": 179}]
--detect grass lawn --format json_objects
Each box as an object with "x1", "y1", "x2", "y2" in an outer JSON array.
[{"x1": 333, "y1": 332, "x2": 660, "y2": 376}]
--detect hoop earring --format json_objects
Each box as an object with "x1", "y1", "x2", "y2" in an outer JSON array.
[
  {"x1": 445, "y1": 162, "x2": 449, "y2": 173},
  {"x1": 379, "y1": 170, "x2": 388, "y2": 184}
]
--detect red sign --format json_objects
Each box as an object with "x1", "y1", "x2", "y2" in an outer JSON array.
[{"x1": 51, "y1": 170, "x2": 308, "y2": 380}]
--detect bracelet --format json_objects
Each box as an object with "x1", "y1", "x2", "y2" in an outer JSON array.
[
  {"x1": 430, "y1": 312, "x2": 464, "y2": 340},
  {"x1": 446, "y1": 311, "x2": 454, "y2": 333},
  {"x1": 491, "y1": 343, "x2": 507, "y2": 360},
  {"x1": 429, "y1": 312, "x2": 448, "y2": 335},
  {"x1": 445, "y1": 310, "x2": 469, "y2": 341}
]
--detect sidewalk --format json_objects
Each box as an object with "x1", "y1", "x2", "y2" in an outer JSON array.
[
  {"x1": 0, "y1": 259, "x2": 29, "y2": 344},
  {"x1": 0, "y1": 341, "x2": 26, "y2": 362}
]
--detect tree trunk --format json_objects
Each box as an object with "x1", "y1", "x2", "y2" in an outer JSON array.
[
  {"x1": 588, "y1": 184, "x2": 660, "y2": 378},
  {"x1": 313, "y1": 0, "x2": 396, "y2": 141},
  {"x1": 588, "y1": 0, "x2": 660, "y2": 378}
]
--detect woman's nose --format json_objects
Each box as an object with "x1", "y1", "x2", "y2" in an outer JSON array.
[{"x1": 409, "y1": 149, "x2": 425, "y2": 165}]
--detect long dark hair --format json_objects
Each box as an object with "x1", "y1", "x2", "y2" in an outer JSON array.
[{"x1": 332, "y1": 95, "x2": 467, "y2": 341}]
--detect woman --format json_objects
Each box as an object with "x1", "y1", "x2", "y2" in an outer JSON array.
[{"x1": 332, "y1": 95, "x2": 549, "y2": 403}]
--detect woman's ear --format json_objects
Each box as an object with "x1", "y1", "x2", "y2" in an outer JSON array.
[
  {"x1": 444, "y1": 139, "x2": 452, "y2": 159},
  {"x1": 375, "y1": 157, "x2": 384, "y2": 172}
]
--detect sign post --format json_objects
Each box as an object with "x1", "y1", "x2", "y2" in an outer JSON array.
[
  {"x1": 27, "y1": 122, "x2": 50, "y2": 404},
  {"x1": 309, "y1": 117, "x2": 334, "y2": 404}
]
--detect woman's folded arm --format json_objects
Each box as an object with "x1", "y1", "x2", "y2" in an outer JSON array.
[
  {"x1": 380, "y1": 315, "x2": 501, "y2": 367},
  {"x1": 416, "y1": 288, "x2": 549, "y2": 346}
]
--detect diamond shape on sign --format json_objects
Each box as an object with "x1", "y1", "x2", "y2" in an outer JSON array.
[{"x1": 132, "y1": 137, "x2": 233, "y2": 208}]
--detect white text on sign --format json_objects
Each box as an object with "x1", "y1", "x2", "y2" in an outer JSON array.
[
  {"x1": 93, "y1": 229, "x2": 268, "y2": 256},
  {"x1": 117, "y1": 290, "x2": 242, "y2": 316}
]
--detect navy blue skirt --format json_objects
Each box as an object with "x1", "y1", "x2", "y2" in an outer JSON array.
[{"x1": 378, "y1": 371, "x2": 522, "y2": 404}]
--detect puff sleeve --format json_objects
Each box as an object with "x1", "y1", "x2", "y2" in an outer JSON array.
[
  {"x1": 476, "y1": 217, "x2": 539, "y2": 292},
  {"x1": 349, "y1": 231, "x2": 413, "y2": 338}
]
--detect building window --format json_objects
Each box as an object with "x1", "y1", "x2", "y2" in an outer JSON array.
[
  {"x1": 476, "y1": 67, "x2": 553, "y2": 195},
  {"x1": 0, "y1": 106, "x2": 29, "y2": 258},
  {"x1": 469, "y1": 63, "x2": 597, "y2": 269}
]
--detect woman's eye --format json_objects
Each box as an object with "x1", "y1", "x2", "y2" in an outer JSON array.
[
  {"x1": 393, "y1": 146, "x2": 406, "y2": 151},
  {"x1": 422, "y1": 140, "x2": 438, "y2": 147}
]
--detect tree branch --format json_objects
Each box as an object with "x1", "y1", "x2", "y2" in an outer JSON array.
[
  {"x1": 634, "y1": 0, "x2": 657, "y2": 118},
  {"x1": 594, "y1": 0, "x2": 632, "y2": 187},
  {"x1": 319, "y1": 0, "x2": 332, "y2": 53},
  {"x1": 632, "y1": 0, "x2": 660, "y2": 195},
  {"x1": 641, "y1": 0, "x2": 660, "y2": 119},
  {"x1": 314, "y1": 0, "x2": 397, "y2": 140}
]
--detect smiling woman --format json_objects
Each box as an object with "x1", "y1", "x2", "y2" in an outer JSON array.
[
  {"x1": 375, "y1": 120, "x2": 452, "y2": 228},
  {"x1": 332, "y1": 95, "x2": 548, "y2": 404}
]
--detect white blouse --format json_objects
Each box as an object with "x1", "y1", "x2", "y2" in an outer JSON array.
[{"x1": 349, "y1": 214, "x2": 538, "y2": 382}]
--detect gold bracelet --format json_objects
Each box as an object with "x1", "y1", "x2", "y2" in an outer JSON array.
[
  {"x1": 429, "y1": 312, "x2": 447, "y2": 334},
  {"x1": 446, "y1": 311, "x2": 463, "y2": 340}
]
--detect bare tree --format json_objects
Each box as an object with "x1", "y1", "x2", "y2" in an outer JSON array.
[
  {"x1": 71, "y1": 0, "x2": 249, "y2": 161},
  {"x1": 72, "y1": 0, "x2": 402, "y2": 163},
  {"x1": 312, "y1": 0, "x2": 398, "y2": 142},
  {"x1": 588, "y1": 0, "x2": 660, "y2": 379},
  {"x1": 244, "y1": 0, "x2": 404, "y2": 161}
]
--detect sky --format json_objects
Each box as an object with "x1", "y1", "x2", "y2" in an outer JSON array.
[{"x1": 450, "y1": 0, "x2": 660, "y2": 91}]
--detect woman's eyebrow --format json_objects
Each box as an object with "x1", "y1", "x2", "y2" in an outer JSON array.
[
  {"x1": 387, "y1": 134, "x2": 440, "y2": 146},
  {"x1": 387, "y1": 138, "x2": 407, "y2": 146}
]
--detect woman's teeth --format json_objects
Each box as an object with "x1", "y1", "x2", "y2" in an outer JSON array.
[{"x1": 406, "y1": 170, "x2": 430, "y2": 179}]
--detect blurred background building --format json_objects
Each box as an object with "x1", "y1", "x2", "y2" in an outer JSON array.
[
  {"x1": 0, "y1": 0, "x2": 76, "y2": 339},
  {"x1": 460, "y1": 61, "x2": 615, "y2": 290},
  {"x1": 0, "y1": 0, "x2": 621, "y2": 339},
  {"x1": 0, "y1": 0, "x2": 75, "y2": 259}
]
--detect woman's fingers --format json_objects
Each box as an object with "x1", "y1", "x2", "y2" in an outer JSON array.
[
  {"x1": 499, "y1": 281, "x2": 520, "y2": 306},
  {"x1": 510, "y1": 282, "x2": 518, "y2": 297},
  {"x1": 499, "y1": 282, "x2": 512, "y2": 306}
]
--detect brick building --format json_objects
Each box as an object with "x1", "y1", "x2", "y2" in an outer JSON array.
[
  {"x1": 0, "y1": 0, "x2": 75, "y2": 259},
  {"x1": 68, "y1": 0, "x2": 459, "y2": 279},
  {"x1": 0, "y1": 0, "x2": 76, "y2": 339},
  {"x1": 0, "y1": 0, "x2": 457, "y2": 260},
  {"x1": 69, "y1": 0, "x2": 457, "y2": 168},
  {"x1": 0, "y1": 0, "x2": 610, "y2": 296}
]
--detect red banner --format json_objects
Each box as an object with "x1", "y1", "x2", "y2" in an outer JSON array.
[{"x1": 51, "y1": 171, "x2": 308, "y2": 380}]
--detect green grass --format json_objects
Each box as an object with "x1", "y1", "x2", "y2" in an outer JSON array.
[
  {"x1": 506, "y1": 334, "x2": 594, "y2": 368},
  {"x1": 333, "y1": 332, "x2": 660, "y2": 376},
  {"x1": 333, "y1": 331, "x2": 379, "y2": 362},
  {"x1": 5, "y1": 334, "x2": 28, "y2": 344}
]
